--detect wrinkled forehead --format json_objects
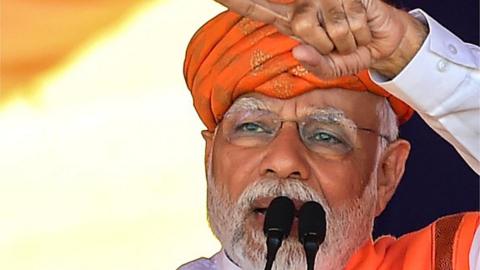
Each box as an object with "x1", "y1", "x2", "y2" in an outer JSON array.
[{"x1": 226, "y1": 89, "x2": 385, "y2": 128}]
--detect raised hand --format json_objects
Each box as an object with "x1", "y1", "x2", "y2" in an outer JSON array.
[{"x1": 214, "y1": 0, "x2": 427, "y2": 79}]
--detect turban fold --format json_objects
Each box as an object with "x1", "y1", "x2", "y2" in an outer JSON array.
[{"x1": 184, "y1": 11, "x2": 413, "y2": 131}]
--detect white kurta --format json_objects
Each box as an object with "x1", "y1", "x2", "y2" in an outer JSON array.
[
  {"x1": 371, "y1": 9, "x2": 480, "y2": 174},
  {"x1": 179, "y1": 251, "x2": 238, "y2": 270},
  {"x1": 178, "y1": 9, "x2": 480, "y2": 270}
]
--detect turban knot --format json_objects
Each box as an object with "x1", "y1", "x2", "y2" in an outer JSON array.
[{"x1": 184, "y1": 11, "x2": 413, "y2": 131}]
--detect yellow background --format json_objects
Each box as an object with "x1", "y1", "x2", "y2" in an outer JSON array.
[{"x1": 0, "y1": 1, "x2": 225, "y2": 269}]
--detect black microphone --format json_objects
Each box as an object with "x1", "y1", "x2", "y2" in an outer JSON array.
[
  {"x1": 298, "y1": 201, "x2": 327, "y2": 270},
  {"x1": 263, "y1": 196, "x2": 295, "y2": 270}
]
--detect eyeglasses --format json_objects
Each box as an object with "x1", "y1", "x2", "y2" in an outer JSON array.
[{"x1": 221, "y1": 108, "x2": 390, "y2": 157}]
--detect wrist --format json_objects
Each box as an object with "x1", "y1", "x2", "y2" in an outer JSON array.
[{"x1": 371, "y1": 10, "x2": 428, "y2": 79}]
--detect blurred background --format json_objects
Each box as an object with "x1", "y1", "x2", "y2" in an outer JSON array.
[{"x1": 0, "y1": 0, "x2": 478, "y2": 269}]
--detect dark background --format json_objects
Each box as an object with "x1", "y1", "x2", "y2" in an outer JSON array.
[{"x1": 373, "y1": 0, "x2": 479, "y2": 238}]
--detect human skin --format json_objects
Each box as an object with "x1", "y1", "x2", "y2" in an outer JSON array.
[
  {"x1": 202, "y1": 89, "x2": 411, "y2": 235},
  {"x1": 213, "y1": 0, "x2": 428, "y2": 79}
]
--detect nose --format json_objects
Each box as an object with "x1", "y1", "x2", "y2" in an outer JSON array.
[{"x1": 259, "y1": 124, "x2": 310, "y2": 180}]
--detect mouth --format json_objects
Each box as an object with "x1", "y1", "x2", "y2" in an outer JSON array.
[
  {"x1": 253, "y1": 207, "x2": 267, "y2": 215},
  {"x1": 249, "y1": 197, "x2": 307, "y2": 238},
  {"x1": 251, "y1": 197, "x2": 306, "y2": 216}
]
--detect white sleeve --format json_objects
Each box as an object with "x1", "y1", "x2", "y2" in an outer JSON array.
[{"x1": 370, "y1": 9, "x2": 480, "y2": 175}]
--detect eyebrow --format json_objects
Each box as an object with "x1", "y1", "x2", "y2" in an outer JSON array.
[
  {"x1": 225, "y1": 97, "x2": 271, "y2": 116},
  {"x1": 301, "y1": 107, "x2": 358, "y2": 128}
]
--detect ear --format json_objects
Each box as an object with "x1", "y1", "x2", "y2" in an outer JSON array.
[
  {"x1": 375, "y1": 139, "x2": 411, "y2": 216},
  {"x1": 201, "y1": 130, "x2": 214, "y2": 171}
]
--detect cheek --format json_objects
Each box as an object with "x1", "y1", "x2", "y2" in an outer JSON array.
[
  {"x1": 211, "y1": 143, "x2": 261, "y2": 202},
  {"x1": 308, "y1": 151, "x2": 377, "y2": 208}
]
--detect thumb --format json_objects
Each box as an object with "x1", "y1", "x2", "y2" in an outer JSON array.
[{"x1": 292, "y1": 44, "x2": 323, "y2": 65}]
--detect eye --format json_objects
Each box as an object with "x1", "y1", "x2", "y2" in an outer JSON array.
[
  {"x1": 235, "y1": 122, "x2": 269, "y2": 134},
  {"x1": 308, "y1": 130, "x2": 344, "y2": 145}
]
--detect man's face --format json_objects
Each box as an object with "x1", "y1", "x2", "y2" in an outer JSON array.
[{"x1": 203, "y1": 89, "x2": 409, "y2": 269}]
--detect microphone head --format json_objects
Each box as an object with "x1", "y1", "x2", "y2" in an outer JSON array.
[
  {"x1": 298, "y1": 201, "x2": 327, "y2": 245},
  {"x1": 263, "y1": 196, "x2": 295, "y2": 238}
]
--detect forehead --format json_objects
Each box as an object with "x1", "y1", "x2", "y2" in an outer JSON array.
[{"x1": 229, "y1": 88, "x2": 385, "y2": 127}]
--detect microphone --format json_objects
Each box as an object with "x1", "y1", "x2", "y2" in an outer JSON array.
[
  {"x1": 263, "y1": 196, "x2": 295, "y2": 270},
  {"x1": 298, "y1": 201, "x2": 327, "y2": 270}
]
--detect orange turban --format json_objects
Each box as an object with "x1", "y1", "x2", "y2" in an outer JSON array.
[{"x1": 184, "y1": 11, "x2": 413, "y2": 131}]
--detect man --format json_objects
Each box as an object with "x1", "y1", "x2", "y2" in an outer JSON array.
[{"x1": 179, "y1": 0, "x2": 479, "y2": 269}]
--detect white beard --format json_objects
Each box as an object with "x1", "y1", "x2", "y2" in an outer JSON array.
[{"x1": 206, "y1": 157, "x2": 378, "y2": 270}]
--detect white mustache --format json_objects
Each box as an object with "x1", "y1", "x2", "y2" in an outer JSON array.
[{"x1": 235, "y1": 178, "x2": 331, "y2": 217}]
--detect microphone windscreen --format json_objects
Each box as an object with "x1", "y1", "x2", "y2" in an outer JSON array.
[
  {"x1": 298, "y1": 201, "x2": 326, "y2": 244},
  {"x1": 263, "y1": 196, "x2": 295, "y2": 238}
]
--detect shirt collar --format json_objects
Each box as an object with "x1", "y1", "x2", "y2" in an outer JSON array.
[{"x1": 212, "y1": 250, "x2": 242, "y2": 270}]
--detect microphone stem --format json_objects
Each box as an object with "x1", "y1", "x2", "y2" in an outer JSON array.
[
  {"x1": 264, "y1": 232, "x2": 283, "y2": 270},
  {"x1": 306, "y1": 249, "x2": 315, "y2": 270},
  {"x1": 303, "y1": 238, "x2": 319, "y2": 270},
  {"x1": 264, "y1": 256, "x2": 274, "y2": 270}
]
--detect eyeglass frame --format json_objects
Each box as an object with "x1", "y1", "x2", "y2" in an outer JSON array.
[{"x1": 219, "y1": 105, "x2": 392, "y2": 156}]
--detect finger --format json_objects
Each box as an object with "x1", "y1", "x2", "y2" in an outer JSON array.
[
  {"x1": 214, "y1": 0, "x2": 293, "y2": 25},
  {"x1": 290, "y1": 3, "x2": 334, "y2": 55},
  {"x1": 292, "y1": 44, "x2": 324, "y2": 65},
  {"x1": 343, "y1": 0, "x2": 371, "y2": 47},
  {"x1": 293, "y1": 44, "x2": 372, "y2": 79},
  {"x1": 318, "y1": 0, "x2": 357, "y2": 54}
]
